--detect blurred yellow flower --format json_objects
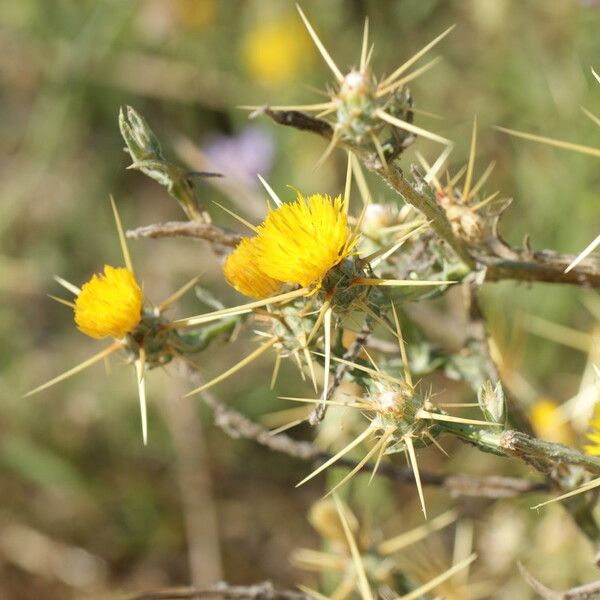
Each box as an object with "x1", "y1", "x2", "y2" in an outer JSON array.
[
  {"x1": 584, "y1": 404, "x2": 600, "y2": 456},
  {"x1": 224, "y1": 193, "x2": 357, "y2": 298},
  {"x1": 74, "y1": 265, "x2": 143, "y2": 339},
  {"x1": 243, "y1": 17, "x2": 313, "y2": 86},
  {"x1": 529, "y1": 399, "x2": 574, "y2": 446}
]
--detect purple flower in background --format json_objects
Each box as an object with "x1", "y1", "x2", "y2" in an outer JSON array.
[{"x1": 202, "y1": 126, "x2": 275, "y2": 184}]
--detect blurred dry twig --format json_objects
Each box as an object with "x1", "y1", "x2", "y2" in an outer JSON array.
[
  {"x1": 130, "y1": 580, "x2": 311, "y2": 600},
  {"x1": 127, "y1": 221, "x2": 242, "y2": 247}
]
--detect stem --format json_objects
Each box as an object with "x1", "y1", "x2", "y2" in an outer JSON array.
[
  {"x1": 439, "y1": 423, "x2": 600, "y2": 476},
  {"x1": 129, "y1": 581, "x2": 312, "y2": 600},
  {"x1": 174, "y1": 316, "x2": 242, "y2": 354},
  {"x1": 127, "y1": 221, "x2": 242, "y2": 248},
  {"x1": 500, "y1": 430, "x2": 600, "y2": 475},
  {"x1": 379, "y1": 164, "x2": 476, "y2": 269},
  {"x1": 485, "y1": 255, "x2": 600, "y2": 287}
]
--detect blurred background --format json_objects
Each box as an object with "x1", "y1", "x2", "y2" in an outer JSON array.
[{"x1": 1, "y1": 0, "x2": 599, "y2": 598}]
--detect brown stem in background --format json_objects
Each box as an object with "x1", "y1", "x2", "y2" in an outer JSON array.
[
  {"x1": 129, "y1": 580, "x2": 311, "y2": 600},
  {"x1": 127, "y1": 221, "x2": 242, "y2": 246},
  {"x1": 485, "y1": 252, "x2": 600, "y2": 287},
  {"x1": 161, "y1": 383, "x2": 223, "y2": 586}
]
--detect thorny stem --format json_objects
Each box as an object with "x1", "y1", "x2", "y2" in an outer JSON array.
[
  {"x1": 441, "y1": 423, "x2": 600, "y2": 476},
  {"x1": 439, "y1": 422, "x2": 600, "y2": 541},
  {"x1": 500, "y1": 430, "x2": 600, "y2": 475},
  {"x1": 195, "y1": 378, "x2": 548, "y2": 499},
  {"x1": 259, "y1": 108, "x2": 600, "y2": 288},
  {"x1": 383, "y1": 163, "x2": 476, "y2": 268}
]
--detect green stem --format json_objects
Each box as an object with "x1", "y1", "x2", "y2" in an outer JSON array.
[
  {"x1": 378, "y1": 164, "x2": 476, "y2": 270},
  {"x1": 174, "y1": 316, "x2": 242, "y2": 354},
  {"x1": 438, "y1": 422, "x2": 600, "y2": 476}
]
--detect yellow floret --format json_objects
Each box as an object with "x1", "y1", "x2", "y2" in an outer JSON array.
[
  {"x1": 585, "y1": 404, "x2": 600, "y2": 456},
  {"x1": 74, "y1": 266, "x2": 143, "y2": 339},
  {"x1": 223, "y1": 237, "x2": 282, "y2": 299}
]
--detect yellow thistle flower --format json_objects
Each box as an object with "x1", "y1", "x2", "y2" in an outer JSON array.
[
  {"x1": 529, "y1": 398, "x2": 574, "y2": 446},
  {"x1": 27, "y1": 199, "x2": 213, "y2": 446},
  {"x1": 585, "y1": 404, "x2": 600, "y2": 456},
  {"x1": 74, "y1": 265, "x2": 143, "y2": 339},
  {"x1": 224, "y1": 193, "x2": 357, "y2": 298}
]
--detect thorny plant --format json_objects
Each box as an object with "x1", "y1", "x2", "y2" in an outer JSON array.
[{"x1": 27, "y1": 7, "x2": 600, "y2": 600}]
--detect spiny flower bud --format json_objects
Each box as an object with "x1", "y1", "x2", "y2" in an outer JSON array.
[{"x1": 361, "y1": 203, "x2": 398, "y2": 239}]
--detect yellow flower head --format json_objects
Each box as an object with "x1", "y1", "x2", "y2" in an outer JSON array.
[
  {"x1": 74, "y1": 265, "x2": 143, "y2": 339},
  {"x1": 224, "y1": 193, "x2": 357, "y2": 298}
]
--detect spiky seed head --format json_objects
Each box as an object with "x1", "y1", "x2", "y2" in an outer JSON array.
[
  {"x1": 444, "y1": 203, "x2": 484, "y2": 244},
  {"x1": 374, "y1": 390, "x2": 406, "y2": 416},
  {"x1": 74, "y1": 266, "x2": 143, "y2": 339},
  {"x1": 334, "y1": 71, "x2": 380, "y2": 143},
  {"x1": 369, "y1": 384, "x2": 431, "y2": 445}
]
